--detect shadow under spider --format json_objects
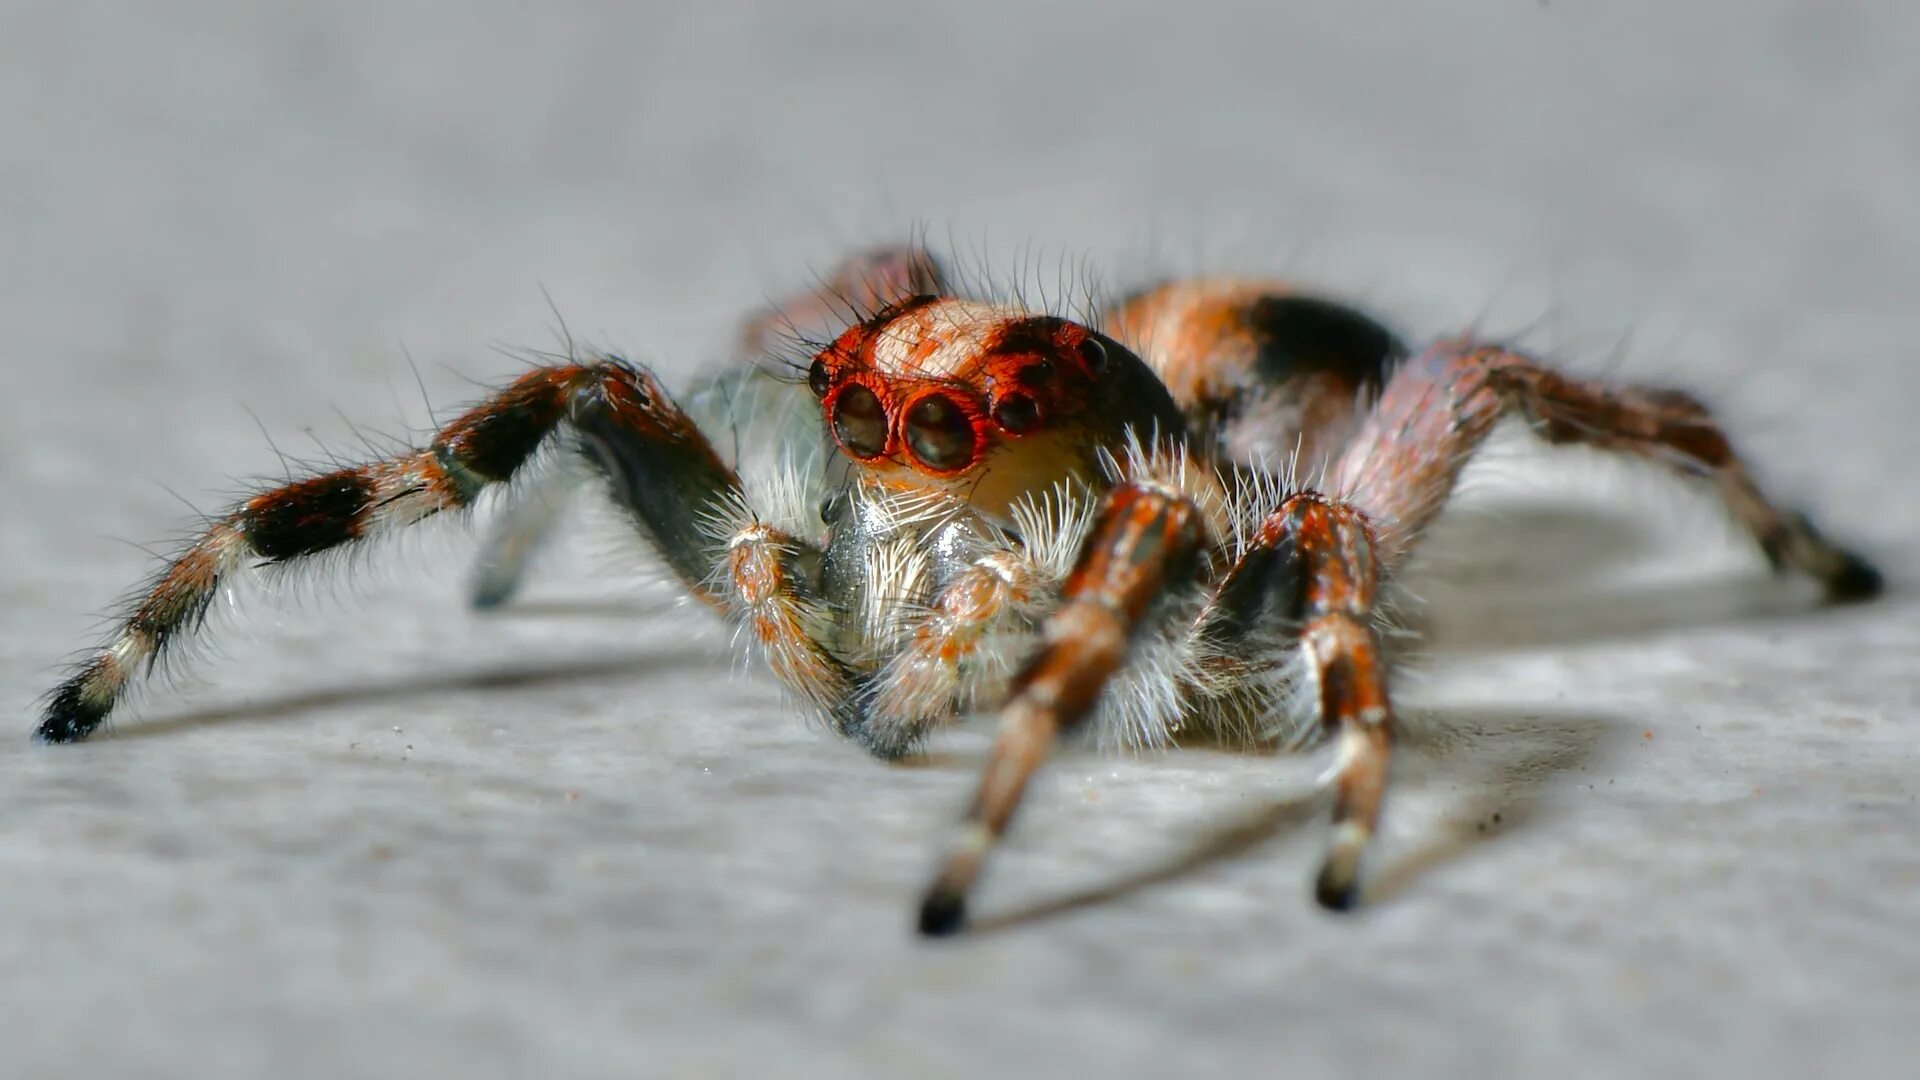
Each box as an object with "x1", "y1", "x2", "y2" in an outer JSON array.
[
  {"x1": 1365, "y1": 705, "x2": 1614, "y2": 904},
  {"x1": 1425, "y1": 501, "x2": 1658, "y2": 583},
  {"x1": 1406, "y1": 500, "x2": 1839, "y2": 654},
  {"x1": 965, "y1": 791, "x2": 1324, "y2": 934},
  {"x1": 477, "y1": 596, "x2": 681, "y2": 619},
  {"x1": 105, "y1": 646, "x2": 723, "y2": 740},
  {"x1": 966, "y1": 705, "x2": 1614, "y2": 933}
]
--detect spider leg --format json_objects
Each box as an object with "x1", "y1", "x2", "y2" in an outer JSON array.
[
  {"x1": 1193, "y1": 492, "x2": 1393, "y2": 909},
  {"x1": 1337, "y1": 341, "x2": 1883, "y2": 599},
  {"x1": 918, "y1": 481, "x2": 1207, "y2": 936},
  {"x1": 39, "y1": 357, "x2": 742, "y2": 743},
  {"x1": 469, "y1": 459, "x2": 580, "y2": 609}
]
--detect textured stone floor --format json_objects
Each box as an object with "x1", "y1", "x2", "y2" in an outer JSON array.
[{"x1": 3, "y1": 4, "x2": 1917, "y2": 1077}]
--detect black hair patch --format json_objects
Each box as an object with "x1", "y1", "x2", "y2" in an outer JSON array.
[{"x1": 242, "y1": 469, "x2": 376, "y2": 562}]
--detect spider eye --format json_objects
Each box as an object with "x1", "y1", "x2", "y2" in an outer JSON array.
[
  {"x1": 832, "y1": 385, "x2": 888, "y2": 457},
  {"x1": 992, "y1": 393, "x2": 1040, "y2": 434},
  {"x1": 1016, "y1": 360, "x2": 1054, "y2": 388},
  {"x1": 818, "y1": 490, "x2": 845, "y2": 524},
  {"x1": 807, "y1": 358, "x2": 832, "y2": 397},
  {"x1": 903, "y1": 394, "x2": 975, "y2": 470},
  {"x1": 1077, "y1": 335, "x2": 1108, "y2": 373}
]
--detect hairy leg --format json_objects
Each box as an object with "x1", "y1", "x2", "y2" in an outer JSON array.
[
  {"x1": 720, "y1": 518, "x2": 860, "y2": 733},
  {"x1": 39, "y1": 357, "x2": 742, "y2": 743},
  {"x1": 918, "y1": 481, "x2": 1207, "y2": 936},
  {"x1": 1191, "y1": 491, "x2": 1394, "y2": 909},
  {"x1": 1336, "y1": 340, "x2": 1882, "y2": 598},
  {"x1": 469, "y1": 460, "x2": 581, "y2": 609}
]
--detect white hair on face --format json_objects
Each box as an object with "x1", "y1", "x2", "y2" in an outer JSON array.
[{"x1": 1006, "y1": 479, "x2": 1103, "y2": 582}]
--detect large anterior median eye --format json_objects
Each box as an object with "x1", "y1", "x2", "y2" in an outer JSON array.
[
  {"x1": 832, "y1": 386, "x2": 888, "y2": 457},
  {"x1": 903, "y1": 394, "x2": 974, "y2": 470}
]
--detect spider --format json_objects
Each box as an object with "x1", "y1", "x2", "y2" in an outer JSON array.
[{"x1": 35, "y1": 245, "x2": 1883, "y2": 936}]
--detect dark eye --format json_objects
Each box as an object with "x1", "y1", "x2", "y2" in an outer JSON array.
[
  {"x1": 831, "y1": 385, "x2": 888, "y2": 457},
  {"x1": 807, "y1": 358, "x2": 832, "y2": 397},
  {"x1": 1077, "y1": 335, "x2": 1108, "y2": 373},
  {"x1": 1016, "y1": 360, "x2": 1054, "y2": 388},
  {"x1": 903, "y1": 394, "x2": 975, "y2": 470},
  {"x1": 992, "y1": 393, "x2": 1040, "y2": 434}
]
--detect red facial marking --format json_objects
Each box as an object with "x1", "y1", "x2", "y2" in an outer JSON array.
[{"x1": 809, "y1": 301, "x2": 1113, "y2": 477}]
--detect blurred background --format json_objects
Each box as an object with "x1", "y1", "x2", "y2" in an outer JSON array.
[{"x1": 2, "y1": 3, "x2": 1916, "y2": 1077}]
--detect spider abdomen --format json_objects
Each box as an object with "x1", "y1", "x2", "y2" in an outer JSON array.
[{"x1": 1106, "y1": 282, "x2": 1407, "y2": 472}]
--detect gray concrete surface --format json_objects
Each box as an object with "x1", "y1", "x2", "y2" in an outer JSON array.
[{"x1": 4, "y1": 3, "x2": 1918, "y2": 1077}]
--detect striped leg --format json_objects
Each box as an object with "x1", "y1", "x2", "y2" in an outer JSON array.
[
  {"x1": 38, "y1": 357, "x2": 742, "y2": 743},
  {"x1": 1336, "y1": 341, "x2": 1882, "y2": 598},
  {"x1": 1193, "y1": 491, "x2": 1395, "y2": 909},
  {"x1": 918, "y1": 482, "x2": 1206, "y2": 936}
]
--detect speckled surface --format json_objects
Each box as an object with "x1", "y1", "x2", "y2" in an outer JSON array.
[{"x1": 3, "y1": 4, "x2": 1917, "y2": 1077}]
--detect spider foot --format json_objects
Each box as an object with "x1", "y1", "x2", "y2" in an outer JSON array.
[
  {"x1": 1820, "y1": 546, "x2": 1885, "y2": 604},
  {"x1": 1313, "y1": 823, "x2": 1369, "y2": 912},
  {"x1": 839, "y1": 710, "x2": 926, "y2": 764},
  {"x1": 1768, "y1": 510, "x2": 1884, "y2": 604},
  {"x1": 468, "y1": 570, "x2": 518, "y2": 611},
  {"x1": 916, "y1": 885, "x2": 968, "y2": 938},
  {"x1": 916, "y1": 823, "x2": 991, "y2": 937},
  {"x1": 35, "y1": 673, "x2": 106, "y2": 744}
]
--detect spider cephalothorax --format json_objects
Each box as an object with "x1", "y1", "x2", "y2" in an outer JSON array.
[
  {"x1": 809, "y1": 295, "x2": 1184, "y2": 515},
  {"x1": 36, "y1": 244, "x2": 1882, "y2": 937}
]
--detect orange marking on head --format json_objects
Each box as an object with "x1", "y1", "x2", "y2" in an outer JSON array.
[{"x1": 806, "y1": 297, "x2": 1164, "y2": 515}]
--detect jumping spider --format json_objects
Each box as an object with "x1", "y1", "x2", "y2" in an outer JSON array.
[{"x1": 37, "y1": 246, "x2": 1883, "y2": 935}]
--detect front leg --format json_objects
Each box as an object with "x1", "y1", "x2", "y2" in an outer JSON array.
[
  {"x1": 917, "y1": 480, "x2": 1208, "y2": 936},
  {"x1": 1194, "y1": 491, "x2": 1395, "y2": 910},
  {"x1": 38, "y1": 357, "x2": 743, "y2": 742}
]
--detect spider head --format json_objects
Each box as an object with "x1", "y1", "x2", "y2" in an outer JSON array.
[{"x1": 807, "y1": 297, "x2": 1185, "y2": 516}]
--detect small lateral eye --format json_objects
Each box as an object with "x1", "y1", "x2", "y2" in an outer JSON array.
[
  {"x1": 904, "y1": 393, "x2": 975, "y2": 470},
  {"x1": 832, "y1": 385, "x2": 888, "y2": 457},
  {"x1": 1016, "y1": 359, "x2": 1055, "y2": 388},
  {"x1": 807, "y1": 358, "x2": 832, "y2": 397},
  {"x1": 1077, "y1": 335, "x2": 1108, "y2": 373},
  {"x1": 992, "y1": 393, "x2": 1040, "y2": 434}
]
